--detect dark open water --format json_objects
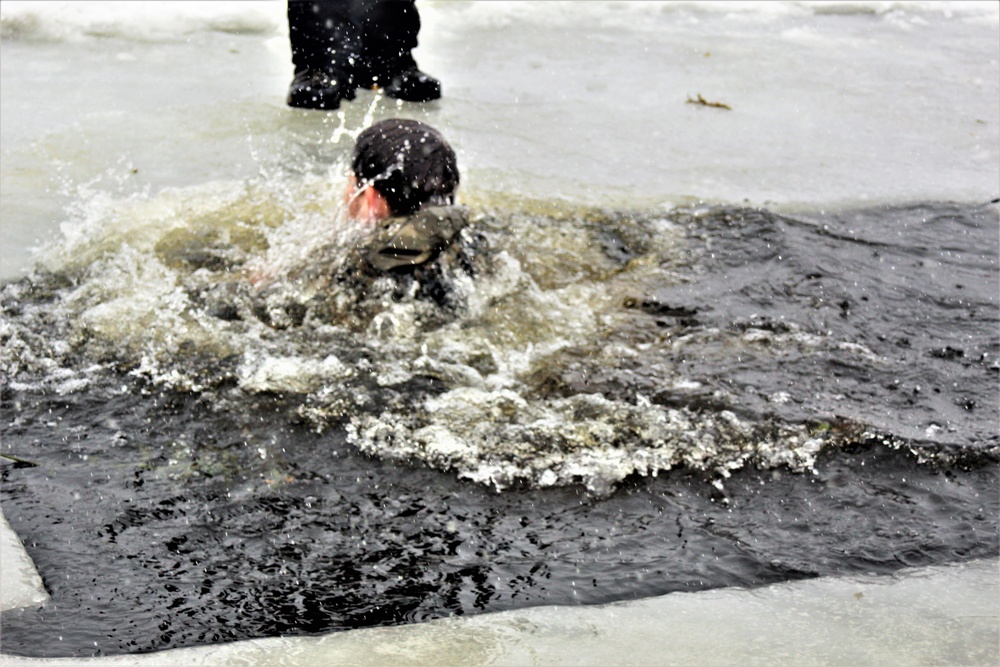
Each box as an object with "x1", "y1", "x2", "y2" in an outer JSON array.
[{"x1": 2, "y1": 200, "x2": 998, "y2": 657}]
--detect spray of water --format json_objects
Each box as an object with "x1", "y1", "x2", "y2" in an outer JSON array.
[{"x1": 2, "y1": 114, "x2": 962, "y2": 495}]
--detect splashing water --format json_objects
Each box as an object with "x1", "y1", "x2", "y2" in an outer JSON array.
[{"x1": 6, "y1": 152, "x2": 994, "y2": 499}]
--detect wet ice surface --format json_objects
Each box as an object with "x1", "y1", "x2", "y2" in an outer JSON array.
[{"x1": 3, "y1": 2, "x2": 999, "y2": 280}]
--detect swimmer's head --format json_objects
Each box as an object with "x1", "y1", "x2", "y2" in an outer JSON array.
[{"x1": 345, "y1": 119, "x2": 459, "y2": 222}]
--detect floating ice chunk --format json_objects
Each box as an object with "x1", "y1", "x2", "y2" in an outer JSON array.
[{"x1": 0, "y1": 510, "x2": 49, "y2": 612}]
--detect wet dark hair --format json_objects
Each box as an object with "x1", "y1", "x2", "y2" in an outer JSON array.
[{"x1": 351, "y1": 118, "x2": 459, "y2": 216}]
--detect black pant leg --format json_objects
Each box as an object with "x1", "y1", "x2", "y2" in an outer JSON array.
[
  {"x1": 355, "y1": 0, "x2": 421, "y2": 82},
  {"x1": 287, "y1": 0, "x2": 364, "y2": 78}
]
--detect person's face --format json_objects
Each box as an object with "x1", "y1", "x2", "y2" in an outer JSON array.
[{"x1": 343, "y1": 174, "x2": 391, "y2": 224}]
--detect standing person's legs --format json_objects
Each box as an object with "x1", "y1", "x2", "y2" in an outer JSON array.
[
  {"x1": 356, "y1": 0, "x2": 441, "y2": 101},
  {"x1": 286, "y1": 0, "x2": 441, "y2": 109},
  {"x1": 287, "y1": 0, "x2": 363, "y2": 109}
]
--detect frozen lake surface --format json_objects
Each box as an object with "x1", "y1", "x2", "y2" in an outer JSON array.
[
  {"x1": 1, "y1": 555, "x2": 996, "y2": 666},
  {"x1": 2, "y1": 1, "x2": 997, "y2": 280},
  {"x1": 1, "y1": 1, "x2": 998, "y2": 664}
]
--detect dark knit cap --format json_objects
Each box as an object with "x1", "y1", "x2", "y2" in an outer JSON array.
[{"x1": 351, "y1": 119, "x2": 459, "y2": 216}]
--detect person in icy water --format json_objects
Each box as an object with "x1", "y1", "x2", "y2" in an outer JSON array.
[
  {"x1": 287, "y1": 0, "x2": 441, "y2": 110},
  {"x1": 246, "y1": 118, "x2": 474, "y2": 329},
  {"x1": 343, "y1": 117, "x2": 465, "y2": 273}
]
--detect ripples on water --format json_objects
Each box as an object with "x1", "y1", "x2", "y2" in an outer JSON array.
[{"x1": 1, "y1": 178, "x2": 997, "y2": 656}]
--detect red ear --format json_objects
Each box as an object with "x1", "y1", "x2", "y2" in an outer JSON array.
[
  {"x1": 346, "y1": 180, "x2": 392, "y2": 222},
  {"x1": 365, "y1": 186, "x2": 392, "y2": 220}
]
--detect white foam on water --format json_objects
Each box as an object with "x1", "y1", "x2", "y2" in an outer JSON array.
[
  {"x1": 345, "y1": 385, "x2": 852, "y2": 495},
  {"x1": 239, "y1": 353, "x2": 354, "y2": 395}
]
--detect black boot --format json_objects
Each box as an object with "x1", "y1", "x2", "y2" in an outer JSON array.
[
  {"x1": 286, "y1": 0, "x2": 362, "y2": 110},
  {"x1": 287, "y1": 69, "x2": 357, "y2": 110},
  {"x1": 356, "y1": 0, "x2": 441, "y2": 102},
  {"x1": 380, "y1": 64, "x2": 441, "y2": 102}
]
